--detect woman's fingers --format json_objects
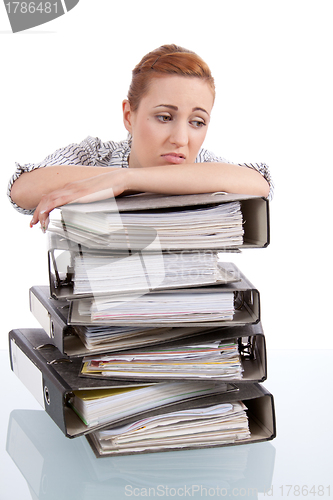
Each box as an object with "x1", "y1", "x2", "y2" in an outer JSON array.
[
  {"x1": 29, "y1": 170, "x2": 127, "y2": 230},
  {"x1": 30, "y1": 186, "x2": 82, "y2": 229}
]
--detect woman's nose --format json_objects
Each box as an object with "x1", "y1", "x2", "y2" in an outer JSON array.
[{"x1": 169, "y1": 121, "x2": 189, "y2": 147}]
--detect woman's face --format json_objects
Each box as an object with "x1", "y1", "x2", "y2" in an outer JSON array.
[{"x1": 123, "y1": 75, "x2": 214, "y2": 168}]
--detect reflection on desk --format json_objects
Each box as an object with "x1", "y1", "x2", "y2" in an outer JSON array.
[{"x1": 7, "y1": 409, "x2": 275, "y2": 500}]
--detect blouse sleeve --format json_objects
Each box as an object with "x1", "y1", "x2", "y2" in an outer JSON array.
[
  {"x1": 7, "y1": 136, "x2": 109, "y2": 215},
  {"x1": 196, "y1": 148, "x2": 274, "y2": 200}
]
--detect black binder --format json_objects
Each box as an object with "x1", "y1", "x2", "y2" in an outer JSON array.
[
  {"x1": 87, "y1": 381, "x2": 276, "y2": 457},
  {"x1": 48, "y1": 241, "x2": 240, "y2": 301},
  {"x1": 29, "y1": 277, "x2": 261, "y2": 357},
  {"x1": 53, "y1": 192, "x2": 270, "y2": 249},
  {"x1": 9, "y1": 328, "x2": 273, "y2": 441},
  {"x1": 9, "y1": 324, "x2": 267, "y2": 384},
  {"x1": 37, "y1": 262, "x2": 260, "y2": 329}
]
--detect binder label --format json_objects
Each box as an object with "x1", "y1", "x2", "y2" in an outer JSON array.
[
  {"x1": 11, "y1": 339, "x2": 45, "y2": 408},
  {"x1": 30, "y1": 292, "x2": 51, "y2": 337}
]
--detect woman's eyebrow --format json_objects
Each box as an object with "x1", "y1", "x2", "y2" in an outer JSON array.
[
  {"x1": 154, "y1": 104, "x2": 209, "y2": 115},
  {"x1": 193, "y1": 107, "x2": 209, "y2": 116},
  {"x1": 154, "y1": 104, "x2": 178, "y2": 110}
]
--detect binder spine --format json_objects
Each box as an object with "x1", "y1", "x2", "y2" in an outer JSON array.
[
  {"x1": 29, "y1": 288, "x2": 53, "y2": 339},
  {"x1": 29, "y1": 287, "x2": 69, "y2": 353},
  {"x1": 245, "y1": 385, "x2": 276, "y2": 442},
  {"x1": 9, "y1": 329, "x2": 71, "y2": 435}
]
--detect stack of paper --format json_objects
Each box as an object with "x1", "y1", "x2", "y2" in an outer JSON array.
[
  {"x1": 49, "y1": 201, "x2": 244, "y2": 250},
  {"x1": 70, "y1": 381, "x2": 228, "y2": 427},
  {"x1": 89, "y1": 401, "x2": 250, "y2": 455},
  {"x1": 73, "y1": 251, "x2": 234, "y2": 296},
  {"x1": 75, "y1": 325, "x2": 217, "y2": 353},
  {"x1": 75, "y1": 325, "x2": 175, "y2": 352},
  {"x1": 76, "y1": 288, "x2": 235, "y2": 324},
  {"x1": 81, "y1": 340, "x2": 243, "y2": 380}
]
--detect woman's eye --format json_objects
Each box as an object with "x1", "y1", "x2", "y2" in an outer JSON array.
[
  {"x1": 191, "y1": 120, "x2": 206, "y2": 128},
  {"x1": 156, "y1": 114, "x2": 172, "y2": 123}
]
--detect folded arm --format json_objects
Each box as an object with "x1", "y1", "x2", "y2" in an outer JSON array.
[
  {"x1": 24, "y1": 161, "x2": 270, "y2": 230},
  {"x1": 127, "y1": 162, "x2": 270, "y2": 197}
]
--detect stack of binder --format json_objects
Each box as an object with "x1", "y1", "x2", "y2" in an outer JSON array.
[{"x1": 9, "y1": 192, "x2": 276, "y2": 457}]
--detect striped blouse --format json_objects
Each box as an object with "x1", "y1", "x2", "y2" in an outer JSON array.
[{"x1": 8, "y1": 136, "x2": 274, "y2": 215}]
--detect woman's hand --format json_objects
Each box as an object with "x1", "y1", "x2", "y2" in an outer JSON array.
[{"x1": 30, "y1": 169, "x2": 128, "y2": 231}]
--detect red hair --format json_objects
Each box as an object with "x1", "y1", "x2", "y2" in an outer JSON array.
[{"x1": 127, "y1": 44, "x2": 215, "y2": 111}]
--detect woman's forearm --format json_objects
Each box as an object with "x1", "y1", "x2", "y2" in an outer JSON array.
[
  {"x1": 10, "y1": 164, "x2": 117, "y2": 210},
  {"x1": 29, "y1": 162, "x2": 270, "y2": 229},
  {"x1": 126, "y1": 162, "x2": 270, "y2": 198}
]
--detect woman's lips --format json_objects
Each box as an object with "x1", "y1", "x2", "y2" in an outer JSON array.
[{"x1": 161, "y1": 153, "x2": 186, "y2": 164}]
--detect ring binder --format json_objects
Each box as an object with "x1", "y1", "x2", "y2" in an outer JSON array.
[
  {"x1": 86, "y1": 383, "x2": 276, "y2": 457},
  {"x1": 66, "y1": 262, "x2": 260, "y2": 327},
  {"x1": 29, "y1": 265, "x2": 261, "y2": 356},
  {"x1": 9, "y1": 323, "x2": 267, "y2": 384},
  {"x1": 47, "y1": 238, "x2": 240, "y2": 301},
  {"x1": 50, "y1": 193, "x2": 269, "y2": 251}
]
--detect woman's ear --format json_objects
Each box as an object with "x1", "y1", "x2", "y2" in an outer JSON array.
[{"x1": 122, "y1": 100, "x2": 133, "y2": 134}]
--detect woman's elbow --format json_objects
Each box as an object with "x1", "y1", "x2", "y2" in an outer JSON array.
[
  {"x1": 257, "y1": 177, "x2": 270, "y2": 198},
  {"x1": 10, "y1": 177, "x2": 36, "y2": 210},
  {"x1": 226, "y1": 164, "x2": 271, "y2": 199},
  {"x1": 246, "y1": 169, "x2": 270, "y2": 198}
]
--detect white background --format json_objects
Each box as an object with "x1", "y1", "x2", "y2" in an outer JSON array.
[{"x1": 1, "y1": 0, "x2": 332, "y2": 350}]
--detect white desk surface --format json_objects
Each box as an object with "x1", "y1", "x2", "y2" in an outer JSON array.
[{"x1": 1, "y1": 348, "x2": 332, "y2": 500}]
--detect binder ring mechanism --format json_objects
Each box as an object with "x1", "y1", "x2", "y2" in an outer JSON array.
[{"x1": 238, "y1": 336, "x2": 256, "y2": 360}]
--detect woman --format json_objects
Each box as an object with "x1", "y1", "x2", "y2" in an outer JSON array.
[{"x1": 8, "y1": 44, "x2": 273, "y2": 231}]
